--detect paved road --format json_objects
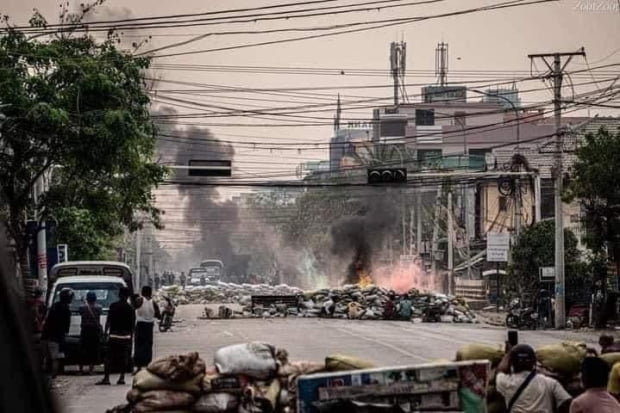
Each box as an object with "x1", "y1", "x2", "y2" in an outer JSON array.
[{"x1": 56, "y1": 304, "x2": 600, "y2": 412}]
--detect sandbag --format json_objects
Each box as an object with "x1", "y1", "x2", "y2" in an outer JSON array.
[
  {"x1": 536, "y1": 342, "x2": 586, "y2": 377},
  {"x1": 193, "y1": 393, "x2": 239, "y2": 412},
  {"x1": 278, "y1": 361, "x2": 325, "y2": 377},
  {"x1": 325, "y1": 355, "x2": 376, "y2": 371},
  {"x1": 455, "y1": 344, "x2": 504, "y2": 366},
  {"x1": 148, "y1": 352, "x2": 206, "y2": 382},
  {"x1": 202, "y1": 374, "x2": 248, "y2": 393},
  {"x1": 214, "y1": 342, "x2": 277, "y2": 379},
  {"x1": 133, "y1": 368, "x2": 204, "y2": 394},
  {"x1": 601, "y1": 352, "x2": 620, "y2": 367},
  {"x1": 132, "y1": 390, "x2": 195, "y2": 413}
]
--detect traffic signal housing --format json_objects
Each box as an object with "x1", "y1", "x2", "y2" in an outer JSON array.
[{"x1": 367, "y1": 168, "x2": 407, "y2": 184}]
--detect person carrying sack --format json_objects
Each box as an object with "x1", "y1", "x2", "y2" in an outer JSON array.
[{"x1": 496, "y1": 343, "x2": 572, "y2": 413}]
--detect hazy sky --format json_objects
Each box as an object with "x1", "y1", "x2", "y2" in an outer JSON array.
[
  {"x1": 3, "y1": 0, "x2": 618, "y2": 175},
  {"x1": 3, "y1": 0, "x2": 619, "y2": 250}
]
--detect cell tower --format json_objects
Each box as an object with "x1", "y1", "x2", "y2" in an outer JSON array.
[
  {"x1": 435, "y1": 42, "x2": 448, "y2": 86},
  {"x1": 390, "y1": 41, "x2": 407, "y2": 106}
]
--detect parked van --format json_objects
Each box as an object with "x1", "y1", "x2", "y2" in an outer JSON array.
[{"x1": 47, "y1": 261, "x2": 133, "y2": 365}]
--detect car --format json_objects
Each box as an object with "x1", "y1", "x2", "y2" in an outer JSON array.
[
  {"x1": 46, "y1": 275, "x2": 127, "y2": 365},
  {"x1": 188, "y1": 268, "x2": 209, "y2": 286}
]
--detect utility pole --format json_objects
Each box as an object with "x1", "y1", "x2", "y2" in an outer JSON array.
[
  {"x1": 430, "y1": 186, "x2": 442, "y2": 277},
  {"x1": 447, "y1": 190, "x2": 454, "y2": 295},
  {"x1": 33, "y1": 175, "x2": 47, "y2": 293},
  {"x1": 416, "y1": 191, "x2": 422, "y2": 255},
  {"x1": 409, "y1": 207, "x2": 414, "y2": 255},
  {"x1": 135, "y1": 229, "x2": 141, "y2": 290},
  {"x1": 528, "y1": 48, "x2": 585, "y2": 329}
]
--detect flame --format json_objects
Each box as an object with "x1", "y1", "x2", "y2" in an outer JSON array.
[{"x1": 357, "y1": 270, "x2": 373, "y2": 288}]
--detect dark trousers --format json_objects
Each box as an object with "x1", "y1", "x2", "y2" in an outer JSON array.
[{"x1": 133, "y1": 322, "x2": 154, "y2": 368}]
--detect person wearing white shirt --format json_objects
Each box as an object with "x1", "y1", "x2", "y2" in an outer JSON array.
[
  {"x1": 496, "y1": 343, "x2": 572, "y2": 413},
  {"x1": 132, "y1": 286, "x2": 160, "y2": 371}
]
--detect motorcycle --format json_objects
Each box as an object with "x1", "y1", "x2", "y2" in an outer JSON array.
[
  {"x1": 159, "y1": 296, "x2": 176, "y2": 333},
  {"x1": 505, "y1": 298, "x2": 538, "y2": 330}
]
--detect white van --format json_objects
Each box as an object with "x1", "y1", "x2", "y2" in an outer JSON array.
[{"x1": 47, "y1": 261, "x2": 132, "y2": 365}]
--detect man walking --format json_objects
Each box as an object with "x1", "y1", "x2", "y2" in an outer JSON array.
[
  {"x1": 97, "y1": 287, "x2": 134, "y2": 385},
  {"x1": 41, "y1": 288, "x2": 73, "y2": 379},
  {"x1": 132, "y1": 286, "x2": 160, "y2": 372}
]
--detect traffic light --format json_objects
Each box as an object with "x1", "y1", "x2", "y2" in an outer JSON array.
[{"x1": 367, "y1": 168, "x2": 407, "y2": 184}]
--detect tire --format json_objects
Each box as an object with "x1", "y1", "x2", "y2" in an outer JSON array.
[
  {"x1": 506, "y1": 314, "x2": 519, "y2": 329},
  {"x1": 159, "y1": 314, "x2": 171, "y2": 332}
]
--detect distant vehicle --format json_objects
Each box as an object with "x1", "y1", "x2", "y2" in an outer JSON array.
[
  {"x1": 199, "y1": 259, "x2": 224, "y2": 280},
  {"x1": 47, "y1": 275, "x2": 126, "y2": 365},
  {"x1": 188, "y1": 267, "x2": 209, "y2": 286}
]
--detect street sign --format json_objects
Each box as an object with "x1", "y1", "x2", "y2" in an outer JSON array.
[
  {"x1": 486, "y1": 232, "x2": 510, "y2": 262},
  {"x1": 539, "y1": 266, "x2": 555, "y2": 282},
  {"x1": 57, "y1": 244, "x2": 68, "y2": 263}
]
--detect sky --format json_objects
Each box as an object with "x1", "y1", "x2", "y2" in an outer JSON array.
[{"x1": 2, "y1": 0, "x2": 619, "y2": 253}]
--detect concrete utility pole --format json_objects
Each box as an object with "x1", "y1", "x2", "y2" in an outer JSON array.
[
  {"x1": 447, "y1": 190, "x2": 454, "y2": 295},
  {"x1": 33, "y1": 176, "x2": 47, "y2": 292},
  {"x1": 528, "y1": 48, "x2": 586, "y2": 329},
  {"x1": 135, "y1": 229, "x2": 141, "y2": 290}
]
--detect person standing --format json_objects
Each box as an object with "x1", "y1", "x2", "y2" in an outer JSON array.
[
  {"x1": 180, "y1": 272, "x2": 186, "y2": 289},
  {"x1": 154, "y1": 273, "x2": 160, "y2": 291},
  {"x1": 78, "y1": 291, "x2": 102, "y2": 375},
  {"x1": 97, "y1": 287, "x2": 135, "y2": 386},
  {"x1": 41, "y1": 288, "x2": 73, "y2": 379},
  {"x1": 496, "y1": 343, "x2": 572, "y2": 413},
  {"x1": 398, "y1": 294, "x2": 413, "y2": 320},
  {"x1": 383, "y1": 292, "x2": 397, "y2": 320},
  {"x1": 132, "y1": 286, "x2": 160, "y2": 371},
  {"x1": 570, "y1": 357, "x2": 620, "y2": 413}
]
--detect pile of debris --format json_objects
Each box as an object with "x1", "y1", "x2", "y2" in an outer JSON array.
[
  {"x1": 158, "y1": 283, "x2": 479, "y2": 323},
  {"x1": 106, "y1": 344, "x2": 375, "y2": 413},
  {"x1": 293, "y1": 285, "x2": 478, "y2": 323},
  {"x1": 157, "y1": 283, "x2": 303, "y2": 305}
]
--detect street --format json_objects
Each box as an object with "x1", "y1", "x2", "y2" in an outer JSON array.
[{"x1": 56, "y1": 304, "x2": 600, "y2": 412}]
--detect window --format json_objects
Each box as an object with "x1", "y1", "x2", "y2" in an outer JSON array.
[
  {"x1": 541, "y1": 178, "x2": 555, "y2": 219},
  {"x1": 499, "y1": 196, "x2": 508, "y2": 212},
  {"x1": 380, "y1": 120, "x2": 406, "y2": 137},
  {"x1": 415, "y1": 109, "x2": 435, "y2": 126},
  {"x1": 454, "y1": 111, "x2": 466, "y2": 127}
]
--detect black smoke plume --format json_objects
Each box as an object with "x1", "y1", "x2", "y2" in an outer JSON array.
[{"x1": 330, "y1": 196, "x2": 398, "y2": 284}]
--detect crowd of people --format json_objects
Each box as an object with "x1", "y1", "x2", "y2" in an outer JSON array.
[{"x1": 29, "y1": 285, "x2": 168, "y2": 385}]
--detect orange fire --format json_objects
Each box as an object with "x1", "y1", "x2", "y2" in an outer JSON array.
[{"x1": 357, "y1": 270, "x2": 373, "y2": 288}]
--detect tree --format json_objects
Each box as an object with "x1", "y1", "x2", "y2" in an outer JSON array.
[
  {"x1": 0, "y1": 5, "x2": 166, "y2": 278},
  {"x1": 507, "y1": 220, "x2": 586, "y2": 306},
  {"x1": 565, "y1": 127, "x2": 620, "y2": 286}
]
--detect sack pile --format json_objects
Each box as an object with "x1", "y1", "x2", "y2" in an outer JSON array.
[
  {"x1": 107, "y1": 344, "x2": 377, "y2": 413},
  {"x1": 157, "y1": 284, "x2": 479, "y2": 323}
]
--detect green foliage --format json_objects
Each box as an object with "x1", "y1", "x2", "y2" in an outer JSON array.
[
  {"x1": 565, "y1": 127, "x2": 620, "y2": 268},
  {"x1": 507, "y1": 220, "x2": 582, "y2": 300},
  {"x1": 0, "y1": 4, "x2": 166, "y2": 264}
]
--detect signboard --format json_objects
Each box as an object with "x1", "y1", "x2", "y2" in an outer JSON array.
[
  {"x1": 486, "y1": 232, "x2": 510, "y2": 262},
  {"x1": 539, "y1": 266, "x2": 555, "y2": 282},
  {"x1": 297, "y1": 360, "x2": 490, "y2": 413},
  {"x1": 57, "y1": 244, "x2": 68, "y2": 263}
]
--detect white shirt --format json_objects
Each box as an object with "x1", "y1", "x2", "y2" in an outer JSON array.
[
  {"x1": 135, "y1": 297, "x2": 155, "y2": 323},
  {"x1": 496, "y1": 371, "x2": 571, "y2": 413}
]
